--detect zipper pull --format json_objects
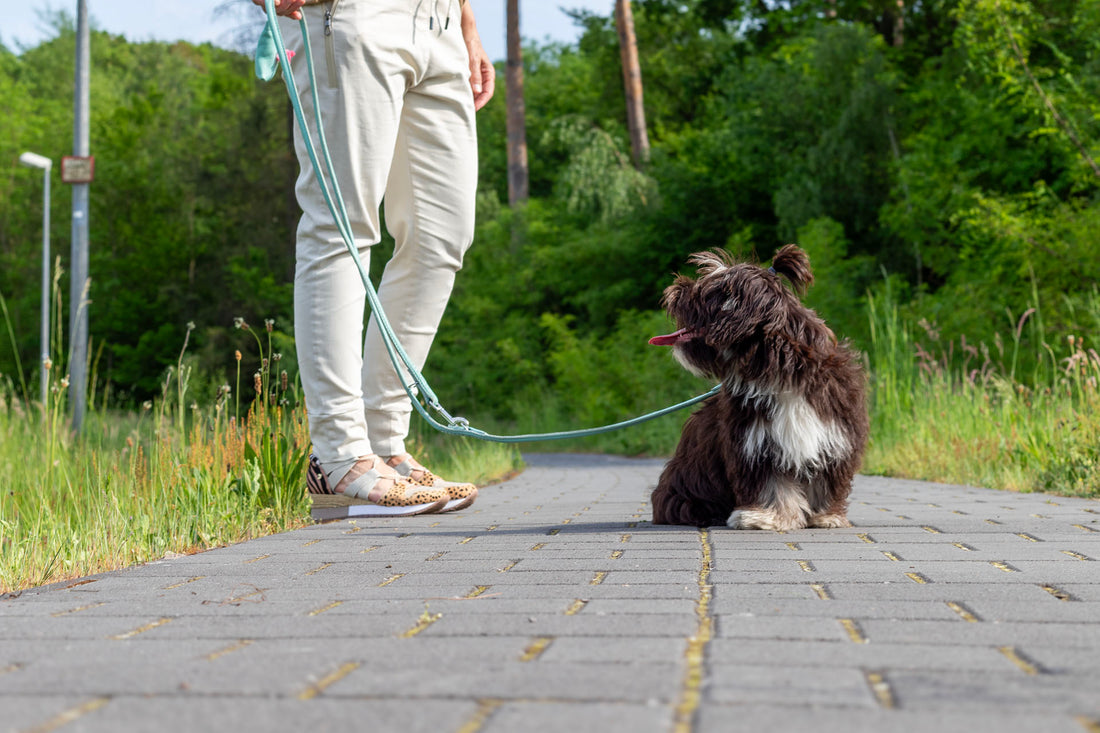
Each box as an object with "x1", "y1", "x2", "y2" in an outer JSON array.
[{"x1": 324, "y1": 9, "x2": 333, "y2": 36}]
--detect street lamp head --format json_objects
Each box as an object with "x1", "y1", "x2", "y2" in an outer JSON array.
[{"x1": 19, "y1": 152, "x2": 53, "y2": 170}]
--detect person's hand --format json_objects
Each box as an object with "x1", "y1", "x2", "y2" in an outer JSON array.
[
  {"x1": 461, "y1": 7, "x2": 496, "y2": 110},
  {"x1": 252, "y1": 0, "x2": 305, "y2": 20}
]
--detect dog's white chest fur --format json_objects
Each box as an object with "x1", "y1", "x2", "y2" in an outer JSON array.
[{"x1": 744, "y1": 389, "x2": 850, "y2": 473}]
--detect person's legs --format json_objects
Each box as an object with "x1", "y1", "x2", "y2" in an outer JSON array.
[
  {"x1": 362, "y1": 20, "x2": 478, "y2": 457},
  {"x1": 285, "y1": 1, "x2": 425, "y2": 491}
]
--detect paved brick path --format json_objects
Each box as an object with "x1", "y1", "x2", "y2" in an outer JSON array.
[{"x1": 2, "y1": 453, "x2": 1099, "y2": 732}]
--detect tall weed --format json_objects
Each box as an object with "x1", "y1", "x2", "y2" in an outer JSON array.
[{"x1": 865, "y1": 287, "x2": 1100, "y2": 497}]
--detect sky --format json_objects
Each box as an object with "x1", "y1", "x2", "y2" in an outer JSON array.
[{"x1": 1, "y1": 1, "x2": 614, "y2": 62}]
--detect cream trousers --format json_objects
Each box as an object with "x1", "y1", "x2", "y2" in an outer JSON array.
[{"x1": 282, "y1": 0, "x2": 477, "y2": 485}]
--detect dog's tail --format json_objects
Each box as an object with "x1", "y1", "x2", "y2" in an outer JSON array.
[{"x1": 770, "y1": 244, "x2": 813, "y2": 296}]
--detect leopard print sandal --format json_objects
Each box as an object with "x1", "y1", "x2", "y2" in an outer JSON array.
[
  {"x1": 386, "y1": 456, "x2": 478, "y2": 513},
  {"x1": 306, "y1": 455, "x2": 448, "y2": 516}
]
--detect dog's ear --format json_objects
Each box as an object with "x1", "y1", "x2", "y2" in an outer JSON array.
[{"x1": 770, "y1": 244, "x2": 813, "y2": 296}]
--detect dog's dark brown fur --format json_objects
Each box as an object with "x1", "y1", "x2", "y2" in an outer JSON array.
[{"x1": 650, "y1": 246, "x2": 869, "y2": 529}]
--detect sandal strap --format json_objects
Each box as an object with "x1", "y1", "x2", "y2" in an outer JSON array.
[
  {"x1": 340, "y1": 465, "x2": 385, "y2": 501},
  {"x1": 389, "y1": 458, "x2": 419, "y2": 477}
]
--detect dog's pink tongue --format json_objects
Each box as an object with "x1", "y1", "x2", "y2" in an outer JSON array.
[{"x1": 649, "y1": 328, "x2": 689, "y2": 346}]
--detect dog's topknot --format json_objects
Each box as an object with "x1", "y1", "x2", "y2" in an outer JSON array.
[
  {"x1": 687, "y1": 248, "x2": 736, "y2": 277},
  {"x1": 770, "y1": 244, "x2": 813, "y2": 295}
]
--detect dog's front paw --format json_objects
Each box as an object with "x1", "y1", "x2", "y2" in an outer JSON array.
[
  {"x1": 728, "y1": 508, "x2": 776, "y2": 530},
  {"x1": 808, "y1": 513, "x2": 852, "y2": 528}
]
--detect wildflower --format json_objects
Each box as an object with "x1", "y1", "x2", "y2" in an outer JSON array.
[
  {"x1": 235, "y1": 350, "x2": 242, "y2": 362},
  {"x1": 43, "y1": 357, "x2": 52, "y2": 371},
  {"x1": 186, "y1": 321, "x2": 196, "y2": 332},
  {"x1": 60, "y1": 376, "x2": 70, "y2": 389},
  {"x1": 272, "y1": 352, "x2": 282, "y2": 363},
  {"x1": 142, "y1": 400, "x2": 153, "y2": 411},
  {"x1": 234, "y1": 317, "x2": 249, "y2": 331},
  {"x1": 265, "y1": 319, "x2": 275, "y2": 333},
  {"x1": 254, "y1": 372, "x2": 263, "y2": 393},
  {"x1": 262, "y1": 358, "x2": 269, "y2": 370},
  {"x1": 280, "y1": 370, "x2": 288, "y2": 391}
]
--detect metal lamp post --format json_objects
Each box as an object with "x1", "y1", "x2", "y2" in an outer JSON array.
[
  {"x1": 69, "y1": 0, "x2": 91, "y2": 433},
  {"x1": 19, "y1": 151, "x2": 52, "y2": 406}
]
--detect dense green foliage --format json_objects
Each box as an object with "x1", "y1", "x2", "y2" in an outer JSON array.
[{"x1": 1, "y1": 0, "x2": 1098, "y2": 467}]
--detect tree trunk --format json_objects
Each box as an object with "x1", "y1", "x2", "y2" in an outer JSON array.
[
  {"x1": 893, "y1": 0, "x2": 905, "y2": 47},
  {"x1": 505, "y1": 0, "x2": 529, "y2": 205},
  {"x1": 615, "y1": 0, "x2": 650, "y2": 169}
]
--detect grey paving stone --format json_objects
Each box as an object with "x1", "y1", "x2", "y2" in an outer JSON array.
[
  {"x1": 4, "y1": 454, "x2": 1100, "y2": 732},
  {"x1": 707, "y1": 638, "x2": 1015, "y2": 671},
  {"x1": 705, "y1": 664, "x2": 875, "y2": 706},
  {"x1": 480, "y1": 700, "x2": 671, "y2": 733},
  {"x1": 328, "y1": 661, "x2": 682, "y2": 703},
  {"x1": 693, "y1": 704, "x2": 1081, "y2": 733}
]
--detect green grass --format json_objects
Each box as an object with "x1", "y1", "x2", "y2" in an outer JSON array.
[
  {"x1": 0, "y1": 321, "x2": 520, "y2": 594},
  {"x1": 864, "y1": 289, "x2": 1100, "y2": 498}
]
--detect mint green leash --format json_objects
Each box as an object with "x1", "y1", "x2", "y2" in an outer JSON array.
[{"x1": 255, "y1": 2, "x2": 720, "y2": 443}]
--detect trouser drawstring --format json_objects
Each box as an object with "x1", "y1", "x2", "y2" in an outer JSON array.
[{"x1": 426, "y1": 0, "x2": 454, "y2": 31}]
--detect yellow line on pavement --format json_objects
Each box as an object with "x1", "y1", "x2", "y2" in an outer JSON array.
[
  {"x1": 839, "y1": 618, "x2": 867, "y2": 643},
  {"x1": 865, "y1": 671, "x2": 895, "y2": 708},
  {"x1": 162, "y1": 576, "x2": 205, "y2": 590},
  {"x1": 1075, "y1": 716, "x2": 1100, "y2": 733},
  {"x1": 51, "y1": 602, "x2": 105, "y2": 617},
  {"x1": 298, "y1": 661, "x2": 360, "y2": 700},
  {"x1": 204, "y1": 639, "x2": 253, "y2": 661},
  {"x1": 109, "y1": 617, "x2": 171, "y2": 640},
  {"x1": 1041, "y1": 585, "x2": 1073, "y2": 601},
  {"x1": 399, "y1": 610, "x2": 442, "y2": 638},
  {"x1": 24, "y1": 697, "x2": 109, "y2": 733},
  {"x1": 455, "y1": 699, "x2": 503, "y2": 733},
  {"x1": 672, "y1": 528, "x2": 714, "y2": 733},
  {"x1": 308, "y1": 601, "x2": 344, "y2": 617},
  {"x1": 999, "y1": 646, "x2": 1040, "y2": 675},
  {"x1": 377, "y1": 574, "x2": 405, "y2": 587},
  {"x1": 520, "y1": 637, "x2": 553, "y2": 661},
  {"x1": 945, "y1": 601, "x2": 978, "y2": 622}
]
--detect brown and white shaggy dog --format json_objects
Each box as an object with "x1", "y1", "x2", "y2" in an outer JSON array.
[{"x1": 649, "y1": 245, "x2": 869, "y2": 529}]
